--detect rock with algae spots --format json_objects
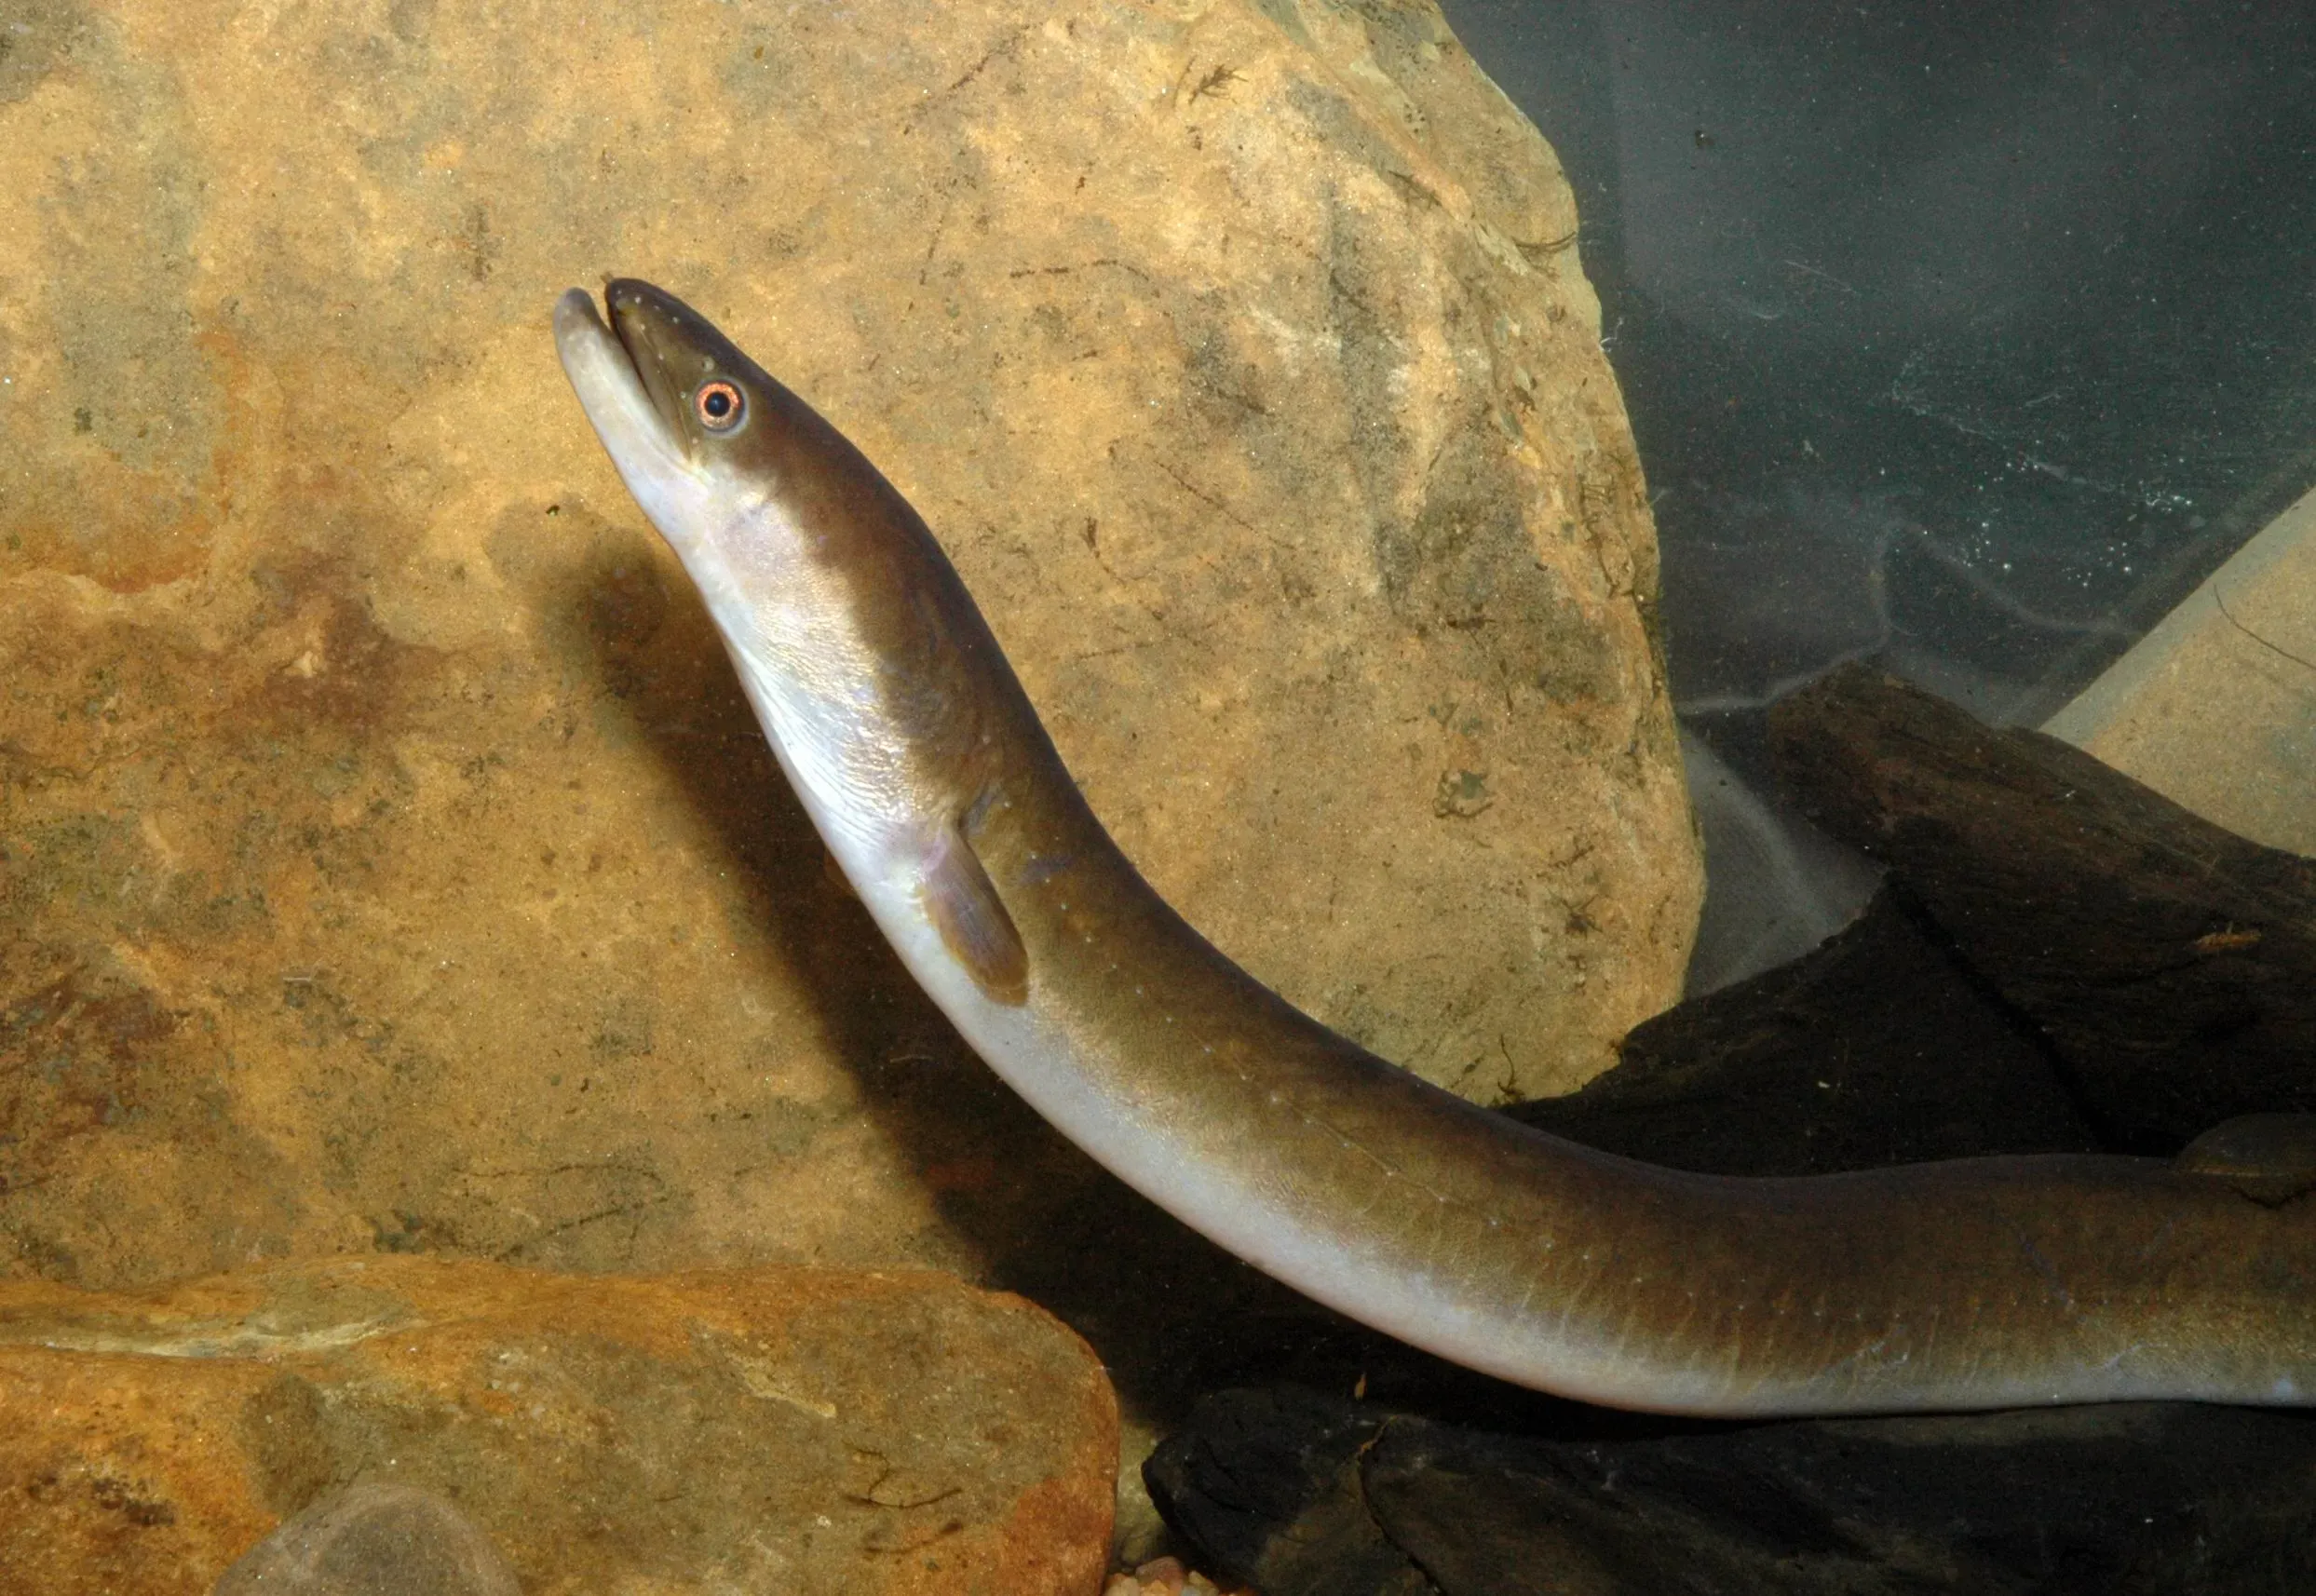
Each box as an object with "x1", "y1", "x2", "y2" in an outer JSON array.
[{"x1": 0, "y1": 1256, "x2": 1117, "y2": 1595}]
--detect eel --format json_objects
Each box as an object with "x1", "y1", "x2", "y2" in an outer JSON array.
[{"x1": 553, "y1": 278, "x2": 2316, "y2": 1416}]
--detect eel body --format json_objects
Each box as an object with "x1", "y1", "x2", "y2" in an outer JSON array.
[{"x1": 553, "y1": 278, "x2": 2316, "y2": 1416}]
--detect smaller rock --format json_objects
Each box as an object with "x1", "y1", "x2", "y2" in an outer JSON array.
[
  {"x1": 0, "y1": 1256, "x2": 1117, "y2": 1596},
  {"x1": 1100, "y1": 1554, "x2": 1255, "y2": 1596},
  {"x1": 211, "y1": 1482, "x2": 518, "y2": 1596}
]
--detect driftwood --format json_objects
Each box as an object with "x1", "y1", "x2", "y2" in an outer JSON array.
[
  {"x1": 1507, "y1": 885, "x2": 2100, "y2": 1174},
  {"x1": 1149, "y1": 1386, "x2": 2316, "y2": 1596},
  {"x1": 1770, "y1": 664, "x2": 2316, "y2": 1150},
  {"x1": 1147, "y1": 665, "x2": 2316, "y2": 1595}
]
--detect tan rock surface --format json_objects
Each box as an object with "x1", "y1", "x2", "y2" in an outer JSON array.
[
  {"x1": 0, "y1": 1257, "x2": 1118, "y2": 1595},
  {"x1": 2046, "y1": 482, "x2": 2316, "y2": 856},
  {"x1": 0, "y1": 0, "x2": 1696, "y2": 1529}
]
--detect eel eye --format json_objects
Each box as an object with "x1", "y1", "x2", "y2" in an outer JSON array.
[{"x1": 694, "y1": 379, "x2": 745, "y2": 433}]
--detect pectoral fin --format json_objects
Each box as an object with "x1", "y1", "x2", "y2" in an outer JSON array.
[
  {"x1": 2175, "y1": 1114, "x2": 2316, "y2": 1205},
  {"x1": 919, "y1": 820, "x2": 1029, "y2": 1006}
]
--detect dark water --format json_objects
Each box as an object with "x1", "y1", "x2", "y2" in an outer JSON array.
[{"x1": 1442, "y1": 0, "x2": 2316, "y2": 986}]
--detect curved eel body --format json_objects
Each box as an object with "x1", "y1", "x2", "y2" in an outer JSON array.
[{"x1": 554, "y1": 279, "x2": 2316, "y2": 1416}]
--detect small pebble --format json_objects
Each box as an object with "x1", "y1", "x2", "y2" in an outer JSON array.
[{"x1": 1102, "y1": 1554, "x2": 1257, "y2": 1595}]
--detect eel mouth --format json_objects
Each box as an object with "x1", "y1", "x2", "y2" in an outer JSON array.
[{"x1": 551, "y1": 282, "x2": 694, "y2": 485}]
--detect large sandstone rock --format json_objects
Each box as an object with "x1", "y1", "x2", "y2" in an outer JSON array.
[
  {"x1": 0, "y1": 0, "x2": 1693, "y2": 1426},
  {"x1": 0, "y1": 1257, "x2": 1117, "y2": 1595}
]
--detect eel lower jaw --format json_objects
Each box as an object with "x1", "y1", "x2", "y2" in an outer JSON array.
[{"x1": 553, "y1": 288, "x2": 704, "y2": 534}]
